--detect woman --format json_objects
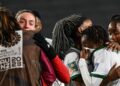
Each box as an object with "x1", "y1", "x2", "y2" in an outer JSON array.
[
  {"x1": 52, "y1": 14, "x2": 92, "y2": 86},
  {"x1": 100, "y1": 14, "x2": 120, "y2": 86},
  {"x1": 16, "y1": 9, "x2": 70, "y2": 85},
  {"x1": 107, "y1": 14, "x2": 120, "y2": 51},
  {"x1": 79, "y1": 25, "x2": 120, "y2": 86},
  {"x1": 0, "y1": 6, "x2": 41, "y2": 86},
  {"x1": 15, "y1": 9, "x2": 57, "y2": 86},
  {"x1": 52, "y1": 14, "x2": 92, "y2": 60}
]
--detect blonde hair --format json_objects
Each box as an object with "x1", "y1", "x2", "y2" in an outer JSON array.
[{"x1": 16, "y1": 9, "x2": 42, "y2": 32}]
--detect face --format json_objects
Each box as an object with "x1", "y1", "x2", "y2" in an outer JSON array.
[
  {"x1": 81, "y1": 35, "x2": 100, "y2": 50},
  {"x1": 17, "y1": 12, "x2": 36, "y2": 31},
  {"x1": 81, "y1": 35, "x2": 96, "y2": 49},
  {"x1": 78, "y1": 19, "x2": 92, "y2": 33},
  {"x1": 108, "y1": 22, "x2": 120, "y2": 43}
]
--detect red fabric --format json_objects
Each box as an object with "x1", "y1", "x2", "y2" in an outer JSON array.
[
  {"x1": 40, "y1": 50, "x2": 56, "y2": 86},
  {"x1": 41, "y1": 76, "x2": 47, "y2": 86},
  {"x1": 51, "y1": 55, "x2": 70, "y2": 84}
]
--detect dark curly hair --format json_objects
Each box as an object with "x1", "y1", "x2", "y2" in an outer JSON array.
[
  {"x1": 0, "y1": 6, "x2": 21, "y2": 47},
  {"x1": 81, "y1": 25, "x2": 109, "y2": 46}
]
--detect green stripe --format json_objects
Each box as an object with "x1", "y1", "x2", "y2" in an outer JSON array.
[
  {"x1": 94, "y1": 45, "x2": 106, "y2": 52},
  {"x1": 71, "y1": 74, "x2": 81, "y2": 80},
  {"x1": 90, "y1": 73, "x2": 107, "y2": 79}
]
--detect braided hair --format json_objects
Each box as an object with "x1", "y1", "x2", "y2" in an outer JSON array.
[{"x1": 52, "y1": 14, "x2": 89, "y2": 59}]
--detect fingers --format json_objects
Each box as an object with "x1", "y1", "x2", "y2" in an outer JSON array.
[
  {"x1": 106, "y1": 41, "x2": 120, "y2": 51},
  {"x1": 106, "y1": 42, "x2": 114, "y2": 50},
  {"x1": 80, "y1": 49, "x2": 90, "y2": 59}
]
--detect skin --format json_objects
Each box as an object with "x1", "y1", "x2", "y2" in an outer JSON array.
[
  {"x1": 107, "y1": 22, "x2": 120, "y2": 51},
  {"x1": 78, "y1": 19, "x2": 93, "y2": 33},
  {"x1": 80, "y1": 35, "x2": 100, "y2": 59},
  {"x1": 108, "y1": 22, "x2": 120, "y2": 42},
  {"x1": 80, "y1": 29, "x2": 120, "y2": 86},
  {"x1": 100, "y1": 64, "x2": 120, "y2": 86},
  {"x1": 16, "y1": 12, "x2": 36, "y2": 31},
  {"x1": 71, "y1": 18, "x2": 93, "y2": 86},
  {"x1": 100, "y1": 21, "x2": 120, "y2": 86},
  {"x1": 75, "y1": 19, "x2": 93, "y2": 50}
]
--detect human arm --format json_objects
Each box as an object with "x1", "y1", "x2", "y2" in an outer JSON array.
[
  {"x1": 51, "y1": 55, "x2": 70, "y2": 83},
  {"x1": 78, "y1": 49, "x2": 92, "y2": 86},
  {"x1": 100, "y1": 64, "x2": 120, "y2": 86},
  {"x1": 78, "y1": 58, "x2": 92, "y2": 86},
  {"x1": 40, "y1": 50, "x2": 56, "y2": 86},
  {"x1": 33, "y1": 32, "x2": 56, "y2": 60},
  {"x1": 33, "y1": 32, "x2": 70, "y2": 83},
  {"x1": 79, "y1": 49, "x2": 111, "y2": 86}
]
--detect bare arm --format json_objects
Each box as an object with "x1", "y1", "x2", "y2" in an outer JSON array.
[{"x1": 100, "y1": 64, "x2": 120, "y2": 86}]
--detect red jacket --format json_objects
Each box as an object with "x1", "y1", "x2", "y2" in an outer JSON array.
[
  {"x1": 51, "y1": 55, "x2": 70, "y2": 84},
  {"x1": 40, "y1": 50, "x2": 56, "y2": 86},
  {"x1": 41, "y1": 51, "x2": 70, "y2": 86}
]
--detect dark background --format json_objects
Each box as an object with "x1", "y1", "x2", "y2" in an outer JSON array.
[{"x1": 0, "y1": 0, "x2": 120, "y2": 38}]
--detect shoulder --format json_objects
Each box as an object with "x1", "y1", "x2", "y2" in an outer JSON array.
[
  {"x1": 64, "y1": 52, "x2": 79, "y2": 64},
  {"x1": 94, "y1": 48, "x2": 119, "y2": 61},
  {"x1": 65, "y1": 52, "x2": 78, "y2": 59}
]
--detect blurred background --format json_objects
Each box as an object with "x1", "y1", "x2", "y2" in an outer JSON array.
[{"x1": 0, "y1": 0, "x2": 120, "y2": 38}]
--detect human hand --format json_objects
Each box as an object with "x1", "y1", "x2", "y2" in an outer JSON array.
[
  {"x1": 80, "y1": 48, "x2": 90, "y2": 60},
  {"x1": 33, "y1": 32, "x2": 56, "y2": 60},
  {"x1": 100, "y1": 64, "x2": 120, "y2": 86},
  {"x1": 107, "y1": 64, "x2": 120, "y2": 82},
  {"x1": 106, "y1": 41, "x2": 120, "y2": 51}
]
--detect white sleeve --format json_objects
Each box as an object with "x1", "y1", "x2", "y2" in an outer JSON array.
[{"x1": 78, "y1": 58, "x2": 92, "y2": 86}]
